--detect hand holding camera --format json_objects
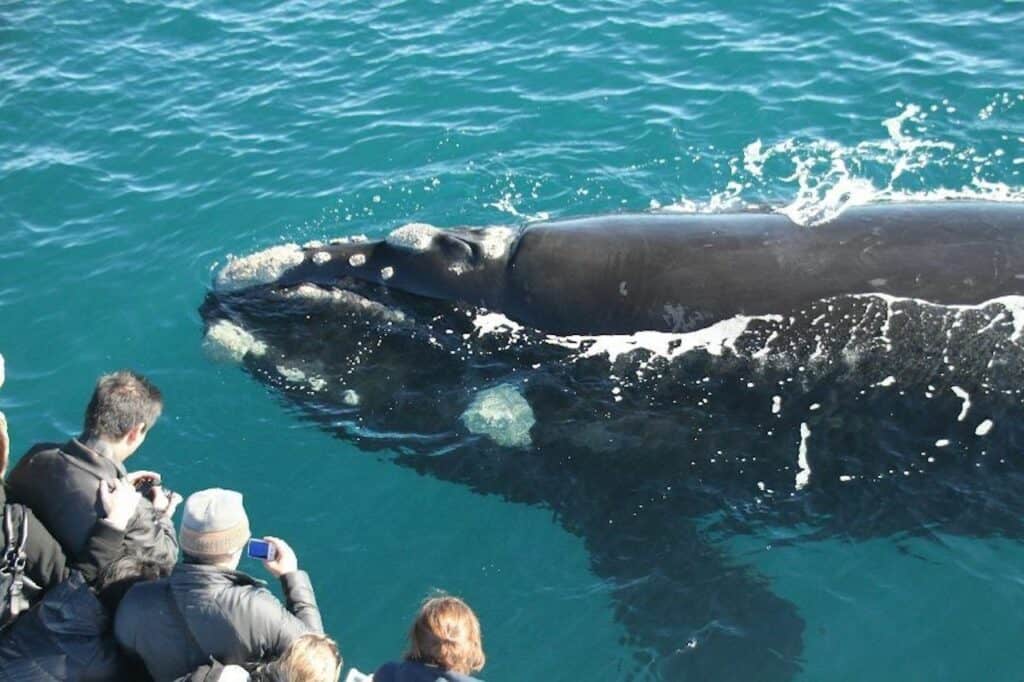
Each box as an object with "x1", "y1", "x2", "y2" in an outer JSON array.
[
  {"x1": 248, "y1": 536, "x2": 299, "y2": 578},
  {"x1": 126, "y1": 470, "x2": 182, "y2": 519}
]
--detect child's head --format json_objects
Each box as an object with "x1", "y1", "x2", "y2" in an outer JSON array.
[
  {"x1": 274, "y1": 633, "x2": 343, "y2": 682},
  {"x1": 405, "y1": 594, "x2": 485, "y2": 675}
]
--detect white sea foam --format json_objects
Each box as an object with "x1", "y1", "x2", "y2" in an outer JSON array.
[
  {"x1": 461, "y1": 383, "x2": 536, "y2": 448},
  {"x1": 548, "y1": 315, "x2": 782, "y2": 364},
  {"x1": 795, "y1": 423, "x2": 812, "y2": 491},
  {"x1": 951, "y1": 386, "x2": 972, "y2": 421},
  {"x1": 202, "y1": 320, "x2": 267, "y2": 363},
  {"x1": 215, "y1": 244, "x2": 305, "y2": 292},
  {"x1": 473, "y1": 312, "x2": 524, "y2": 337},
  {"x1": 663, "y1": 101, "x2": 1024, "y2": 227}
]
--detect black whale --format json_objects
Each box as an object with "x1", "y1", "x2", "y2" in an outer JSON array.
[{"x1": 202, "y1": 201, "x2": 1024, "y2": 681}]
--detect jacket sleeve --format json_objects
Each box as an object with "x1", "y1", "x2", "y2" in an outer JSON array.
[
  {"x1": 249, "y1": 571, "x2": 323, "y2": 658},
  {"x1": 21, "y1": 505, "x2": 68, "y2": 591},
  {"x1": 281, "y1": 570, "x2": 324, "y2": 633},
  {"x1": 72, "y1": 518, "x2": 127, "y2": 582},
  {"x1": 124, "y1": 498, "x2": 180, "y2": 569}
]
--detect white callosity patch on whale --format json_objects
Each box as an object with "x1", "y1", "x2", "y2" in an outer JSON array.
[
  {"x1": 478, "y1": 227, "x2": 517, "y2": 260},
  {"x1": 380, "y1": 266, "x2": 394, "y2": 280},
  {"x1": 386, "y1": 223, "x2": 439, "y2": 252},
  {"x1": 215, "y1": 244, "x2": 305, "y2": 292},
  {"x1": 975, "y1": 419, "x2": 994, "y2": 436},
  {"x1": 951, "y1": 386, "x2": 971, "y2": 421},
  {"x1": 273, "y1": 285, "x2": 405, "y2": 323},
  {"x1": 348, "y1": 253, "x2": 366, "y2": 267},
  {"x1": 461, "y1": 383, "x2": 536, "y2": 448},
  {"x1": 202, "y1": 320, "x2": 267, "y2": 363},
  {"x1": 275, "y1": 365, "x2": 327, "y2": 393},
  {"x1": 312, "y1": 251, "x2": 331, "y2": 265},
  {"x1": 341, "y1": 389, "x2": 360, "y2": 406},
  {"x1": 795, "y1": 423, "x2": 812, "y2": 491}
]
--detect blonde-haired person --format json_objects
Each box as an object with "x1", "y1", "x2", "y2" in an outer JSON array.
[
  {"x1": 373, "y1": 594, "x2": 486, "y2": 682},
  {"x1": 175, "y1": 633, "x2": 343, "y2": 682}
]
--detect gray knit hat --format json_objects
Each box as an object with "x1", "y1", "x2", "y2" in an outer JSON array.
[{"x1": 179, "y1": 488, "x2": 251, "y2": 558}]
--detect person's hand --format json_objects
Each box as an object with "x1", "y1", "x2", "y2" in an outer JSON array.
[
  {"x1": 125, "y1": 470, "x2": 162, "y2": 487},
  {"x1": 150, "y1": 486, "x2": 183, "y2": 519},
  {"x1": 100, "y1": 478, "x2": 143, "y2": 531},
  {"x1": 261, "y1": 536, "x2": 299, "y2": 578}
]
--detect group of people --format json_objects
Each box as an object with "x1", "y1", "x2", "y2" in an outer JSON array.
[{"x1": 0, "y1": 355, "x2": 488, "y2": 682}]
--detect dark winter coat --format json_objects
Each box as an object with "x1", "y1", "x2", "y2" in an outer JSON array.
[
  {"x1": 0, "y1": 572, "x2": 124, "y2": 682},
  {"x1": 7, "y1": 439, "x2": 178, "y2": 569},
  {"x1": 115, "y1": 563, "x2": 323, "y2": 682},
  {"x1": 0, "y1": 483, "x2": 124, "y2": 590}
]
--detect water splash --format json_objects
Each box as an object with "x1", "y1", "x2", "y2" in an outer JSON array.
[{"x1": 663, "y1": 98, "x2": 1024, "y2": 226}]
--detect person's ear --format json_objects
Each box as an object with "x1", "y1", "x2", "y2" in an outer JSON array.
[{"x1": 126, "y1": 422, "x2": 147, "y2": 445}]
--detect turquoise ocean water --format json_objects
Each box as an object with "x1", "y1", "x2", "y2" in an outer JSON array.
[{"x1": 3, "y1": 2, "x2": 1024, "y2": 679}]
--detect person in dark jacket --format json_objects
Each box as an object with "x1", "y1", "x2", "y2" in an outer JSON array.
[
  {"x1": 115, "y1": 488, "x2": 324, "y2": 682},
  {"x1": 1, "y1": 357, "x2": 138, "y2": 603},
  {"x1": 0, "y1": 552, "x2": 167, "y2": 681},
  {"x1": 6, "y1": 370, "x2": 181, "y2": 569},
  {"x1": 1, "y1": 478, "x2": 140, "y2": 611},
  {"x1": 373, "y1": 595, "x2": 486, "y2": 682},
  {"x1": 177, "y1": 634, "x2": 342, "y2": 682}
]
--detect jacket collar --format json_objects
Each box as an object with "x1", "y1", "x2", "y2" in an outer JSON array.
[
  {"x1": 173, "y1": 562, "x2": 267, "y2": 588},
  {"x1": 62, "y1": 438, "x2": 126, "y2": 478}
]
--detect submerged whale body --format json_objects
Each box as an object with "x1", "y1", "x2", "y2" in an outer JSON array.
[{"x1": 203, "y1": 202, "x2": 1024, "y2": 681}]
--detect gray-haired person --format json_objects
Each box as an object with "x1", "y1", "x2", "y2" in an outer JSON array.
[
  {"x1": 115, "y1": 488, "x2": 324, "y2": 682},
  {"x1": 7, "y1": 370, "x2": 181, "y2": 569}
]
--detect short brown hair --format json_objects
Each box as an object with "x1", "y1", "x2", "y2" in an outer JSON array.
[
  {"x1": 406, "y1": 594, "x2": 485, "y2": 675},
  {"x1": 275, "y1": 634, "x2": 342, "y2": 682},
  {"x1": 82, "y1": 371, "x2": 163, "y2": 440}
]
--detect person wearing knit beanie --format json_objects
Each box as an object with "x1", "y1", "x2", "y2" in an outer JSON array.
[
  {"x1": 178, "y1": 488, "x2": 251, "y2": 562},
  {"x1": 115, "y1": 488, "x2": 325, "y2": 682}
]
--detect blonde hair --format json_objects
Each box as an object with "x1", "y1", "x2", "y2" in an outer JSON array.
[
  {"x1": 405, "y1": 594, "x2": 485, "y2": 675},
  {"x1": 275, "y1": 634, "x2": 343, "y2": 682}
]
